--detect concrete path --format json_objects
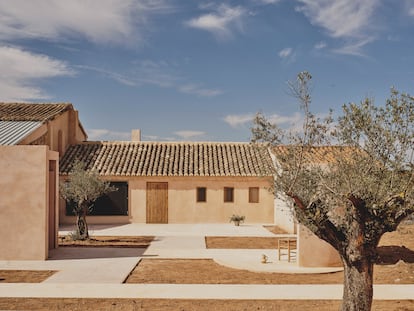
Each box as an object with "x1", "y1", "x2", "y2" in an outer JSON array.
[
  {"x1": 0, "y1": 223, "x2": 411, "y2": 300},
  {"x1": 1, "y1": 284, "x2": 413, "y2": 300}
]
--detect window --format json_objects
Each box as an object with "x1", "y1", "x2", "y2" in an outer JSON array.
[
  {"x1": 197, "y1": 187, "x2": 207, "y2": 202},
  {"x1": 66, "y1": 181, "x2": 128, "y2": 216},
  {"x1": 224, "y1": 187, "x2": 234, "y2": 202},
  {"x1": 249, "y1": 187, "x2": 260, "y2": 203}
]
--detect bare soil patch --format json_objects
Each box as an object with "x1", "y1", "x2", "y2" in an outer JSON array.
[
  {"x1": 206, "y1": 236, "x2": 282, "y2": 249},
  {"x1": 264, "y1": 225, "x2": 289, "y2": 234},
  {"x1": 58, "y1": 235, "x2": 154, "y2": 248},
  {"x1": 0, "y1": 298, "x2": 413, "y2": 311},
  {"x1": 125, "y1": 258, "x2": 342, "y2": 284},
  {"x1": 0, "y1": 270, "x2": 55, "y2": 283}
]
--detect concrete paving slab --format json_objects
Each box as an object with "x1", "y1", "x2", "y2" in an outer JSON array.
[
  {"x1": 60, "y1": 223, "x2": 276, "y2": 237},
  {"x1": 0, "y1": 284, "x2": 413, "y2": 300},
  {"x1": 0, "y1": 248, "x2": 144, "y2": 284}
]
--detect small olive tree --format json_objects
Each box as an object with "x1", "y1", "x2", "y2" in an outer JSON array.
[
  {"x1": 251, "y1": 72, "x2": 414, "y2": 311},
  {"x1": 60, "y1": 159, "x2": 115, "y2": 240}
]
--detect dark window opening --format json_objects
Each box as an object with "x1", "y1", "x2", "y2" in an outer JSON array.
[
  {"x1": 249, "y1": 187, "x2": 259, "y2": 203},
  {"x1": 224, "y1": 187, "x2": 234, "y2": 203},
  {"x1": 197, "y1": 187, "x2": 207, "y2": 202},
  {"x1": 66, "y1": 181, "x2": 128, "y2": 216}
]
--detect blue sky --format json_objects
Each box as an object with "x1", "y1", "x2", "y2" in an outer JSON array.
[{"x1": 1, "y1": 0, "x2": 414, "y2": 142}]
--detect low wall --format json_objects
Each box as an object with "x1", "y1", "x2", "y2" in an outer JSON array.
[
  {"x1": 297, "y1": 225, "x2": 342, "y2": 267},
  {"x1": 0, "y1": 146, "x2": 58, "y2": 260}
]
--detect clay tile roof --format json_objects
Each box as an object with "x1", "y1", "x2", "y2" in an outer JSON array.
[
  {"x1": 272, "y1": 145, "x2": 359, "y2": 164},
  {"x1": 60, "y1": 141, "x2": 275, "y2": 177},
  {"x1": 0, "y1": 103, "x2": 73, "y2": 121}
]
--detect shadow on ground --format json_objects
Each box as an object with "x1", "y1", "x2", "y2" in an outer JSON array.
[
  {"x1": 375, "y1": 246, "x2": 414, "y2": 265},
  {"x1": 48, "y1": 247, "x2": 149, "y2": 260}
]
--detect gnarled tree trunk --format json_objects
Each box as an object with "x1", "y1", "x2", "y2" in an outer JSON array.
[
  {"x1": 76, "y1": 203, "x2": 89, "y2": 240},
  {"x1": 340, "y1": 254, "x2": 374, "y2": 311}
]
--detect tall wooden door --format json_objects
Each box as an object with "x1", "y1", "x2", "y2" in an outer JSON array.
[{"x1": 146, "y1": 182, "x2": 168, "y2": 223}]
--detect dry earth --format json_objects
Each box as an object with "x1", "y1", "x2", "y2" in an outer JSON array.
[{"x1": 1, "y1": 224, "x2": 413, "y2": 310}]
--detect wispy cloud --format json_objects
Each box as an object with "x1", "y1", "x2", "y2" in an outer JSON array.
[
  {"x1": 179, "y1": 84, "x2": 223, "y2": 97},
  {"x1": 0, "y1": 0, "x2": 171, "y2": 45},
  {"x1": 224, "y1": 114, "x2": 255, "y2": 128},
  {"x1": 278, "y1": 47, "x2": 296, "y2": 63},
  {"x1": 87, "y1": 129, "x2": 131, "y2": 141},
  {"x1": 314, "y1": 41, "x2": 327, "y2": 49},
  {"x1": 279, "y1": 47, "x2": 293, "y2": 58},
  {"x1": 332, "y1": 37, "x2": 375, "y2": 57},
  {"x1": 79, "y1": 60, "x2": 223, "y2": 98},
  {"x1": 186, "y1": 4, "x2": 247, "y2": 40},
  {"x1": 224, "y1": 112, "x2": 302, "y2": 129},
  {"x1": 257, "y1": 0, "x2": 281, "y2": 4},
  {"x1": 0, "y1": 45, "x2": 73, "y2": 101},
  {"x1": 174, "y1": 130, "x2": 206, "y2": 140},
  {"x1": 296, "y1": 0, "x2": 378, "y2": 56}
]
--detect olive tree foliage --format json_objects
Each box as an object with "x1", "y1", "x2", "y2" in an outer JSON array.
[
  {"x1": 60, "y1": 159, "x2": 116, "y2": 240},
  {"x1": 251, "y1": 72, "x2": 414, "y2": 311}
]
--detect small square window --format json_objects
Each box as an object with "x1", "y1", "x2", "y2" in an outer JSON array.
[
  {"x1": 197, "y1": 187, "x2": 207, "y2": 202},
  {"x1": 224, "y1": 187, "x2": 234, "y2": 202},
  {"x1": 249, "y1": 187, "x2": 259, "y2": 203}
]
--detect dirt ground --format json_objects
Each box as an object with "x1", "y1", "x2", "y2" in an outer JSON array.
[
  {"x1": 1, "y1": 224, "x2": 413, "y2": 310},
  {"x1": 1, "y1": 298, "x2": 413, "y2": 311},
  {"x1": 58, "y1": 235, "x2": 154, "y2": 248},
  {"x1": 0, "y1": 270, "x2": 55, "y2": 283}
]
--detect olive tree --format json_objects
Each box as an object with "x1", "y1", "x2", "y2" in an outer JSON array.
[
  {"x1": 60, "y1": 159, "x2": 115, "y2": 240},
  {"x1": 251, "y1": 72, "x2": 414, "y2": 311}
]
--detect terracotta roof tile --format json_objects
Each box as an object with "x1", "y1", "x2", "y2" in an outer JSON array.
[
  {"x1": 0, "y1": 103, "x2": 72, "y2": 121},
  {"x1": 272, "y1": 145, "x2": 359, "y2": 164},
  {"x1": 60, "y1": 141, "x2": 275, "y2": 177}
]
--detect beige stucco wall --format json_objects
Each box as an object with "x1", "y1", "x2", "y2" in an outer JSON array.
[
  {"x1": 0, "y1": 146, "x2": 59, "y2": 260},
  {"x1": 297, "y1": 225, "x2": 342, "y2": 267},
  {"x1": 60, "y1": 175, "x2": 274, "y2": 225},
  {"x1": 20, "y1": 109, "x2": 87, "y2": 155},
  {"x1": 274, "y1": 196, "x2": 296, "y2": 233}
]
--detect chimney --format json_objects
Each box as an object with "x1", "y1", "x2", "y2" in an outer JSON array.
[{"x1": 131, "y1": 129, "x2": 141, "y2": 142}]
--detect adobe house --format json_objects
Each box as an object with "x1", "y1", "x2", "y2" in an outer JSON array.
[
  {"x1": 59, "y1": 138, "x2": 276, "y2": 225},
  {"x1": 0, "y1": 103, "x2": 86, "y2": 260}
]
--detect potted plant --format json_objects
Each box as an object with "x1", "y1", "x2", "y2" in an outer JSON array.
[{"x1": 229, "y1": 214, "x2": 245, "y2": 226}]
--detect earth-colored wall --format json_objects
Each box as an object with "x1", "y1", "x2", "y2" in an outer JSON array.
[
  {"x1": 0, "y1": 146, "x2": 59, "y2": 260},
  {"x1": 20, "y1": 109, "x2": 86, "y2": 155},
  {"x1": 274, "y1": 197, "x2": 296, "y2": 234},
  {"x1": 297, "y1": 225, "x2": 342, "y2": 267},
  {"x1": 60, "y1": 176, "x2": 274, "y2": 225}
]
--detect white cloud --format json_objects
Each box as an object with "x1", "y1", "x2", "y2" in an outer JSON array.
[
  {"x1": 267, "y1": 112, "x2": 302, "y2": 126},
  {"x1": 332, "y1": 37, "x2": 374, "y2": 57},
  {"x1": 296, "y1": 0, "x2": 378, "y2": 39},
  {"x1": 0, "y1": 45, "x2": 73, "y2": 101},
  {"x1": 79, "y1": 61, "x2": 223, "y2": 98},
  {"x1": 224, "y1": 112, "x2": 302, "y2": 129},
  {"x1": 0, "y1": 0, "x2": 171, "y2": 44},
  {"x1": 174, "y1": 130, "x2": 206, "y2": 140},
  {"x1": 314, "y1": 41, "x2": 327, "y2": 49},
  {"x1": 87, "y1": 129, "x2": 131, "y2": 141},
  {"x1": 179, "y1": 84, "x2": 223, "y2": 97},
  {"x1": 296, "y1": 0, "x2": 378, "y2": 56},
  {"x1": 186, "y1": 4, "x2": 247, "y2": 39},
  {"x1": 258, "y1": 0, "x2": 281, "y2": 4},
  {"x1": 279, "y1": 47, "x2": 293, "y2": 58},
  {"x1": 224, "y1": 114, "x2": 255, "y2": 128}
]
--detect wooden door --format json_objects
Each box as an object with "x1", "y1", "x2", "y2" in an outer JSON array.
[{"x1": 146, "y1": 182, "x2": 168, "y2": 223}]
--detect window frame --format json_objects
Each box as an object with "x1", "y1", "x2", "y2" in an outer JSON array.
[
  {"x1": 223, "y1": 187, "x2": 234, "y2": 203},
  {"x1": 196, "y1": 187, "x2": 207, "y2": 202},
  {"x1": 248, "y1": 187, "x2": 260, "y2": 203}
]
